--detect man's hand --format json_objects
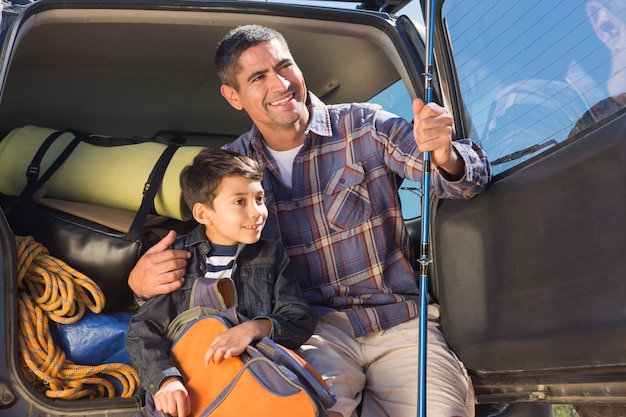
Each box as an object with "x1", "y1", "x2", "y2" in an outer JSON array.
[
  {"x1": 412, "y1": 98, "x2": 464, "y2": 178},
  {"x1": 128, "y1": 230, "x2": 191, "y2": 299},
  {"x1": 154, "y1": 377, "x2": 191, "y2": 417}
]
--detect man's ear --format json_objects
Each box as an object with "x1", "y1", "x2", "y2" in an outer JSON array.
[
  {"x1": 220, "y1": 84, "x2": 244, "y2": 110},
  {"x1": 587, "y1": 1, "x2": 624, "y2": 52},
  {"x1": 192, "y1": 202, "x2": 213, "y2": 226}
]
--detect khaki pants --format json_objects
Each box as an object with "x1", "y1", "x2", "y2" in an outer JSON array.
[{"x1": 298, "y1": 304, "x2": 475, "y2": 417}]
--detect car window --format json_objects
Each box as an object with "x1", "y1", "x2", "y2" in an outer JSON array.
[
  {"x1": 442, "y1": 0, "x2": 626, "y2": 175},
  {"x1": 367, "y1": 80, "x2": 423, "y2": 220}
]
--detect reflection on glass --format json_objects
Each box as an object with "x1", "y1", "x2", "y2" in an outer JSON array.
[
  {"x1": 569, "y1": 1, "x2": 626, "y2": 135},
  {"x1": 442, "y1": 0, "x2": 626, "y2": 174}
]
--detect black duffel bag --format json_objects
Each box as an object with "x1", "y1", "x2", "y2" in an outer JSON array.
[{"x1": 7, "y1": 130, "x2": 186, "y2": 312}]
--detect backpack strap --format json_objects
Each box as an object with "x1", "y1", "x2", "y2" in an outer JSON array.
[
  {"x1": 190, "y1": 277, "x2": 237, "y2": 310},
  {"x1": 21, "y1": 131, "x2": 81, "y2": 198},
  {"x1": 126, "y1": 143, "x2": 179, "y2": 240},
  {"x1": 24, "y1": 130, "x2": 69, "y2": 188},
  {"x1": 19, "y1": 130, "x2": 179, "y2": 241},
  {"x1": 164, "y1": 278, "x2": 238, "y2": 344}
]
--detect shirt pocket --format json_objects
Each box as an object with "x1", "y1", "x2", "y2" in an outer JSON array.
[{"x1": 323, "y1": 163, "x2": 372, "y2": 230}]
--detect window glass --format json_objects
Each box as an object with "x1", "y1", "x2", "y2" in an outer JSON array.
[
  {"x1": 368, "y1": 80, "x2": 423, "y2": 220},
  {"x1": 442, "y1": 0, "x2": 626, "y2": 175}
]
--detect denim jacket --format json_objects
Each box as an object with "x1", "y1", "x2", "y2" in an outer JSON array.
[{"x1": 126, "y1": 224, "x2": 317, "y2": 394}]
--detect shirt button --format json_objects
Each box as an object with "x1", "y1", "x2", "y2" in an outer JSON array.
[{"x1": 339, "y1": 178, "x2": 345, "y2": 184}]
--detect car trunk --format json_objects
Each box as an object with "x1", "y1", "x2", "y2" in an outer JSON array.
[{"x1": 0, "y1": 1, "x2": 415, "y2": 415}]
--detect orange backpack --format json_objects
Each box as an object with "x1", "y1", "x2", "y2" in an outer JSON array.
[
  {"x1": 169, "y1": 309, "x2": 335, "y2": 417},
  {"x1": 138, "y1": 278, "x2": 335, "y2": 417}
]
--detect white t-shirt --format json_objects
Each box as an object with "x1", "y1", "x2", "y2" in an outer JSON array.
[{"x1": 267, "y1": 145, "x2": 303, "y2": 188}]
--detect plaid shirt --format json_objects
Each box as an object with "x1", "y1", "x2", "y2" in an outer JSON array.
[{"x1": 226, "y1": 93, "x2": 491, "y2": 337}]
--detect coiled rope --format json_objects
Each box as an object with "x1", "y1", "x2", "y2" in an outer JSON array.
[{"x1": 16, "y1": 235, "x2": 139, "y2": 399}]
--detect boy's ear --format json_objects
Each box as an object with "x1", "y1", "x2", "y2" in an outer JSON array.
[{"x1": 192, "y1": 202, "x2": 213, "y2": 225}]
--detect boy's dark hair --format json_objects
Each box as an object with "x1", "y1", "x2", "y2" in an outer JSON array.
[
  {"x1": 180, "y1": 148, "x2": 262, "y2": 210},
  {"x1": 215, "y1": 24, "x2": 289, "y2": 90}
]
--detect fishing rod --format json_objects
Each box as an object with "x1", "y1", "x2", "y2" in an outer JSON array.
[{"x1": 418, "y1": 0, "x2": 436, "y2": 416}]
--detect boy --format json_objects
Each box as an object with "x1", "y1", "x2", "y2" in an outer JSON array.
[{"x1": 126, "y1": 147, "x2": 317, "y2": 417}]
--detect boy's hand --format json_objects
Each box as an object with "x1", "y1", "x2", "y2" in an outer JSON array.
[
  {"x1": 154, "y1": 377, "x2": 191, "y2": 417},
  {"x1": 204, "y1": 319, "x2": 272, "y2": 364},
  {"x1": 128, "y1": 230, "x2": 191, "y2": 299}
]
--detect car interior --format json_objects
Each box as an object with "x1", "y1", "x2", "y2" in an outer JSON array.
[
  {"x1": 0, "y1": 6, "x2": 404, "y2": 143},
  {"x1": 0, "y1": 2, "x2": 420, "y2": 413}
]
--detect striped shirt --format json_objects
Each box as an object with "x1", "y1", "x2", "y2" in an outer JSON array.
[
  {"x1": 226, "y1": 92, "x2": 491, "y2": 337},
  {"x1": 204, "y1": 243, "x2": 237, "y2": 279}
]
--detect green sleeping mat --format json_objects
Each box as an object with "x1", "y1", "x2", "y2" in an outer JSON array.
[{"x1": 0, "y1": 125, "x2": 205, "y2": 221}]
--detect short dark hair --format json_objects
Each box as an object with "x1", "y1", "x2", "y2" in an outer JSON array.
[
  {"x1": 215, "y1": 24, "x2": 289, "y2": 90},
  {"x1": 180, "y1": 148, "x2": 262, "y2": 210}
]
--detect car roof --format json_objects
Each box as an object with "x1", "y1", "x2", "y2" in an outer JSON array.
[{"x1": 0, "y1": 0, "x2": 413, "y2": 145}]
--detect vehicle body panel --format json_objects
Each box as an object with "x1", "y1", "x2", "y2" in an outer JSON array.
[{"x1": 427, "y1": 0, "x2": 626, "y2": 407}]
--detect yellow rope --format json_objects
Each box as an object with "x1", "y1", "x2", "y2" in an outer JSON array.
[{"x1": 16, "y1": 235, "x2": 139, "y2": 399}]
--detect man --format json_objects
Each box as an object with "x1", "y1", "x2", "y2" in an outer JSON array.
[{"x1": 129, "y1": 25, "x2": 491, "y2": 417}]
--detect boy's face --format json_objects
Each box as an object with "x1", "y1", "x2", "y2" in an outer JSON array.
[{"x1": 194, "y1": 176, "x2": 267, "y2": 246}]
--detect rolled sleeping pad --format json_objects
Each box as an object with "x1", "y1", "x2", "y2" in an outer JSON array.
[{"x1": 0, "y1": 125, "x2": 205, "y2": 221}]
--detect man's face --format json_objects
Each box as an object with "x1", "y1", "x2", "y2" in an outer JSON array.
[
  {"x1": 220, "y1": 39, "x2": 308, "y2": 134},
  {"x1": 587, "y1": 1, "x2": 626, "y2": 96}
]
